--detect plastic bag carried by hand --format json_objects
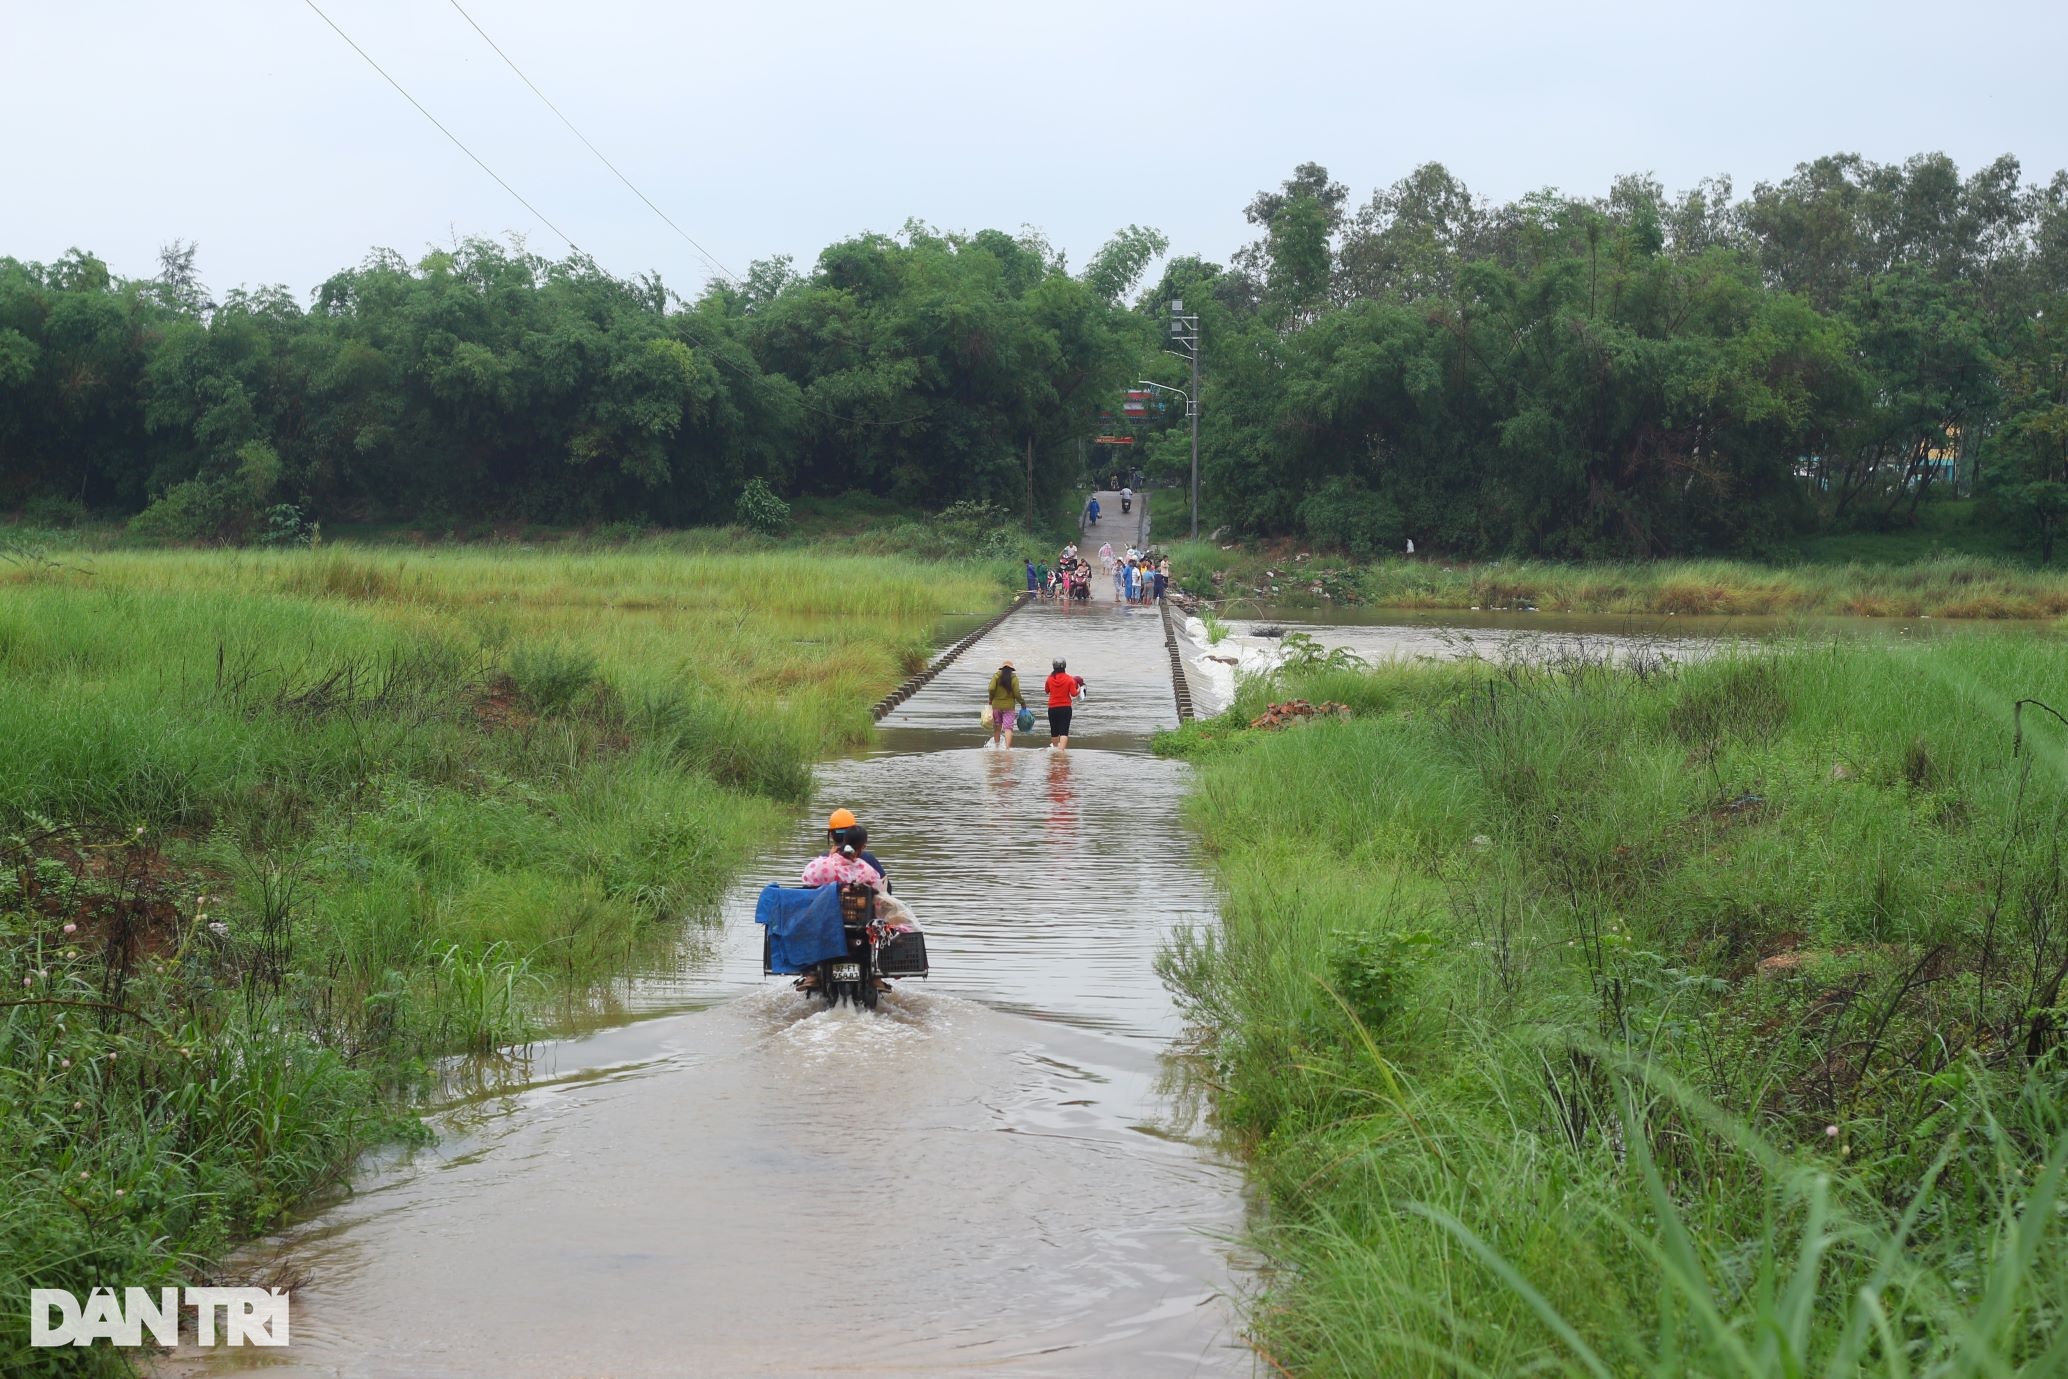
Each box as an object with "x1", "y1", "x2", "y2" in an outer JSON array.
[
  {"x1": 980, "y1": 705, "x2": 995, "y2": 729},
  {"x1": 1015, "y1": 707, "x2": 1035, "y2": 732}
]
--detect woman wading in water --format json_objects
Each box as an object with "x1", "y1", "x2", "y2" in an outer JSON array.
[
  {"x1": 986, "y1": 661, "x2": 1028, "y2": 748},
  {"x1": 1045, "y1": 659, "x2": 1086, "y2": 750}
]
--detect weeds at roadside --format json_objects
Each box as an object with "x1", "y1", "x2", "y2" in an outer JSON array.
[{"x1": 1163, "y1": 636, "x2": 2068, "y2": 1373}]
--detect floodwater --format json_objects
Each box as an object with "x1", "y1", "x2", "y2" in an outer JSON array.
[
  {"x1": 161, "y1": 600, "x2": 1253, "y2": 1379},
  {"x1": 1179, "y1": 603, "x2": 2023, "y2": 716}
]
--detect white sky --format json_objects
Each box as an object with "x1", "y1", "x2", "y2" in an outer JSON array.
[{"x1": 4, "y1": 0, "x2": 2065, "y2": 300}]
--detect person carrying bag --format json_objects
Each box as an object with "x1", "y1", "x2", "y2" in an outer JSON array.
[{"x1": 985, "y1": 661, "x2": 1028, "y2": 749}]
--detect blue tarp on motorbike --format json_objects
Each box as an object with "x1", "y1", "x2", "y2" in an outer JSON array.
[{"x1": 754, "y1": 883, "x2": 848, "y2": 973}]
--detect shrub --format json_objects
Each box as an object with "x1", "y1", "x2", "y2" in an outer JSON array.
[
  {"x1": 588, "y1": 519, "x2": 650, "y2": 545},
  {"x1": 127, "y1": 478, "x2": 253, "y2": 545},
  {"x1": 18, "y1": 494, "x2": 87, "y2": 529},
  {"x1": 506, "y1": 644, "x2": 601, "y2": 717},
  {"x1": 735, "y1": 478, "x2": 791, "y2": 536},
  {"x1": 236, "y1": 441, "x2": 282, "y2": 503},
  {"x1": 1325, "y1": 927, "x2": 1433, "y2": 1034},
  {"x1": 1165, "y1": 540, "x2": 1240, "y2": 596},
  {"x1": 929, "y1": 499, "x2": 1016, "y2": 558},
  {"x1": 258, "y1": 503, "x2": 312, "y2": 547},
  {"x1": 1667, "y1": 656, "x2": 1786, "y2": 745},
  {"x1": 1300, "y1": 476, "x2": 1405, "y2": 559},
  {"x1": 1275, "y1": 629, "x2": 1368, "y2": 675}
]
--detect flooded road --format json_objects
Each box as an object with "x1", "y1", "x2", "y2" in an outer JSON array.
[{"x1": 168, "y1": 600, "x2": 1253, "y2": 1378}]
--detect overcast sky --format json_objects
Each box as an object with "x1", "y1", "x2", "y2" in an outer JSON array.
[{"x1": 5, "y1": 0, "x2": 2066, "y2": 301}]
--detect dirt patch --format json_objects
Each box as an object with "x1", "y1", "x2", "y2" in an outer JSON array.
[
  {"x1": 6, "y1": 828, "x2": 197, "y2": 964},
  {"x1": 472, "y1": 675, "x2": 538, "y2": 734},
  {"x1": 1707, "y1": 791, "x2": 1769, "y2": 823},
  {"x1": 1250, "y1": 700, "x2": 1353, "y2": 731}
]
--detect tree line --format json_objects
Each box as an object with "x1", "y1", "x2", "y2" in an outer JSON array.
[
  {"x1": 0, "y1": 222, "x2": 1165, "y2": 540},
  {"x1": 1135, "y1": 153, "x2": 2068, "y2": 558},
  {"x1": 6, "y1": 151, "x2": 2068, "y2": 558}
]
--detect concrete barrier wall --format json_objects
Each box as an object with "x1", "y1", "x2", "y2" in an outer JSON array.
[
  {"x1": 870, "y1": 592, "x2": 1031, "y2": 721},
  {"x1": 1159, "y1": 598, "x2": 1195, "y2": 724}
]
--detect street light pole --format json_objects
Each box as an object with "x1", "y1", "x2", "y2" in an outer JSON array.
[
  {"x1": 1136, "y1": 377, "x2": 1195, "y2": 543},
  {"x1": 1168, "y1": 299, "x2": 1201, "y2": 540}
]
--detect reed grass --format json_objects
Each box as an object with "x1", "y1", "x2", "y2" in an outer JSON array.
[
  {"x1": 1164, "y1": 545, "x2": 2068, "y2": 621},
  {"x1": 1160, "y1": 636, "x2": 2068, "y2": 1374}
]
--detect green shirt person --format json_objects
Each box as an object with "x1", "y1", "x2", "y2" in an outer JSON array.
[{"x1": 986, "y1": 661, "x2": 1028, "y2": 747}]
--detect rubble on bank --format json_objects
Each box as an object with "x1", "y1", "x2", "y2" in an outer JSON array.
[{"x1": 1249, "y1": 699, "x2": 1353, "y2": 731}]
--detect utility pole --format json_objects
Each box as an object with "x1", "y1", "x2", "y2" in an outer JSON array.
[{"x1": 1168, "y1": 299, "x2": 1201, "y2": 540}]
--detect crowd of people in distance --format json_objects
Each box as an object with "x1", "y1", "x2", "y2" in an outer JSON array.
[
  {"x1": 1027, "y1": 544, "x2": 1095, "y2": 604},
  {"x1": 1025, "y1": 542, "x2": 1169, "y2": 606}
]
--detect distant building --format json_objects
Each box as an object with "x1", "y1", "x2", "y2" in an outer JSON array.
[
  {"x1": 1919, "y1": 426, "x2": 1961, "y2": 488},
  {"x1": 1794, "y1": 425, "x2": 1963, "y2": 494}
]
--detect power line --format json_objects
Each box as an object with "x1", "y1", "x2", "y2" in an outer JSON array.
[
  {"x1": 443, "y1": 0, "x2": 743, "y2": 289},
  {"x1": 431, "y1": 4, "x2": 928, "y2": 430},
  {"x1": 300, "y1": 0, "x2": 580, "y2": 255},
  {"x1": 302, "y1": 0, "x2": 928, "y2": 432}
]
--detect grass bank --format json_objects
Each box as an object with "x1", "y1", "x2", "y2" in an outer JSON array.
[
  {"x1": 4, "y1": 489, "x2": 1073, "y2": 568},
  {"x1": 0, "y1": 544, "x2": 1006, "y2": 1373},
  {"x1": 1157, "y1": 638, "x2": 2068, "y2": 1375},
  {"x1": 1165, "y1": 546, "x2": 2068, "y2": 621}
]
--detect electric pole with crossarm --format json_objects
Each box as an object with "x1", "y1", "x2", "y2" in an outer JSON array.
[{"x1": 1167, "y1": 300, "x2": 1200, "y2": 539}]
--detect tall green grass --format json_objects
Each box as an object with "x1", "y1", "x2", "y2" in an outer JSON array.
[
  {"x1": 1160, "y1": 638, "x2": 2068, "y2": 1374},
  {"x1": 0, "y1": 543, "x2": 1004, "y2": 1371},
  {"x1": 1170, "y1": 547, "x2": 2068, "y2": 621}
]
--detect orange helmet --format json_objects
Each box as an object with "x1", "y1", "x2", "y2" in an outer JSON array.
[{"x1": 826, "y1": 808, "x2": 858, "y2": 831}]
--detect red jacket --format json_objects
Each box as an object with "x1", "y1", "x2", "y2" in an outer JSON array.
[{"x1": 1045, "y1": 672, "x2": 1085, "y2": 708}]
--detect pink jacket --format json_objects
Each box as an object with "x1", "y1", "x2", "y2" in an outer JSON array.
[{"x1": 801, "y1": 852, "x2": 884, "y2": 890}]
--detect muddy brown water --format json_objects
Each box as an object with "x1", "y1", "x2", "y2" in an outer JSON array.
[{"x1": 162, "y1": 600, "x2": 1256, "y2": 1379}]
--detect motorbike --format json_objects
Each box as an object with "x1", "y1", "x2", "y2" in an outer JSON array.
[
  {"x1": 1120, "y1": 494, "x2": 1132, "y2": 514},
  {"x1": 763, "y1": 882, "x2": 928, "y2": 1009}
]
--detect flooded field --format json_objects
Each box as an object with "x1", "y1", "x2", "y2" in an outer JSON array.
[{"x1": 1178, "y1": 603, "x2": 2038, "y2": 715}]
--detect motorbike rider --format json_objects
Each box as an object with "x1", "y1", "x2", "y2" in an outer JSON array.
[
  {"x1": 794, "y1": 808, "x2": 884, "y2": 991},
  {"x1": 804, "y1": 808, "x2": 884, "y2": 891},
  {"x1": 1120, "y1": 485, "x2": 1133, "y2": 514},
  {"x1": 846, "y1": 824, "x2": 889, "y2": 893}
]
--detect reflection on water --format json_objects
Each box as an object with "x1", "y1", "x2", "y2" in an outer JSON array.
[{"x1": 163, "y1": 601, "x2": 1254, "y2": 1378}]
